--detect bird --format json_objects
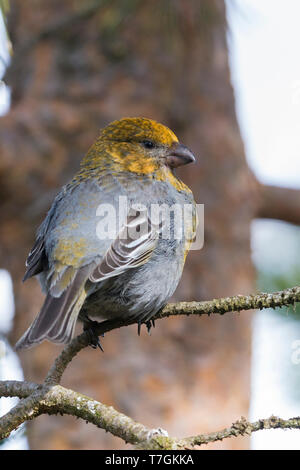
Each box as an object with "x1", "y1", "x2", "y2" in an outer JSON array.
[{"x1": 16, "y1": 117, "x2": 196, "y2": 350}]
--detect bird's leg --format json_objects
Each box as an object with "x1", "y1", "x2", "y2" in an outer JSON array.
[{"x1": 83, "y1": 315, "x2": 104, "y2": 351}]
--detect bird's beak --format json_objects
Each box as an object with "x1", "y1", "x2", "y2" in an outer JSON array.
[{"x1": 166, "y1": 142, "x2": 196, "y2": 169}]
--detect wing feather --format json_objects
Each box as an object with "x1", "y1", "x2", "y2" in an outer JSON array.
[
  {"x1": 89, "y1": 209, "x2": 162, "y2": 283},
  {"x1": 23, "y1": 236, "x2": 48, "y2": 281}
]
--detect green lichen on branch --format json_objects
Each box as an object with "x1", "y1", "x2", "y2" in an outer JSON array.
[{"x1": 1, "y1": 381, "x2": 300, "y2": 449}]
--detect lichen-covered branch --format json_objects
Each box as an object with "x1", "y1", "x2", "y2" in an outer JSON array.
[
  {"x1": 160, "y1": 285, "x2": 300, "y2": 318},
  {"x1": 1, "y1": 381, "x2": 300, "y2": 449},
  {"x1": 1, "y1": 286, "x2": 300, "y2": 448},
  {"x1": 151, "y1": 415, "x2": 300, "y2": 449},
  {"x1": 178, "y1": 415, "x2": 300, "y2": 448},
  {"x1": 0, "y1": 380, "x2": 39, "y2": 398},
  {"x1": 0, "y1": 383, "x2": 153, "y2": 444},
  {"x1": 45, "y1": 285, "x2": 300, "y2": 384},
  {"x1": 0, "y1": 392, "x2": 43, "y2": 440}
]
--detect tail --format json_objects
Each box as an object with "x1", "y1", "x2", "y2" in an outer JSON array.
[{"x1": 16, "y1": 267, "x2": 89, "y2": 350}]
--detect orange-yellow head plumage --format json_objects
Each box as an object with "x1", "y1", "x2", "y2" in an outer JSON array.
[
  {"x1": 100, "y1": 117, "x2": 179, "y2": 146},
  {"x1": 80, "y1": 117, "x2": 195, "y2": 191}
]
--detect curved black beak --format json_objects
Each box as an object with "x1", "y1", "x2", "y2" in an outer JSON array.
[{"x1": 166, "y1": 142, "x2": 196, "y2": 169}]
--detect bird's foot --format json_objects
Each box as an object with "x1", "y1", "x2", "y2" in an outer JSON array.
[
  {"x1": 83, "y1": 317, "x2": 104, "y2": 351},
  {"x1": 137, "y1": 319, "x2": 155, "y2": 336}
]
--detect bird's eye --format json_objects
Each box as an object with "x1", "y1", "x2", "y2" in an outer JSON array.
[{"x1": 142, "y1": 140, "x2": 155, "y2": 149}]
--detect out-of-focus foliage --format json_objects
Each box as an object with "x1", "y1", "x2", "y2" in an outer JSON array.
[
  {"x1": 257, "y1": 268, "x2": 300, "y2": 318},
  {"x1": 257, "y1": 234, "x2": 300, "y2": 404},
  {"x1": 255, "y1": 223, "x2": 300, "y2": 318},
  {"x1": 0, "y1": 0, "x2": 9, "y2": 18}
]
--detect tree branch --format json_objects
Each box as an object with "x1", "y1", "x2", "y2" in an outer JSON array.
[
  {"x1": 0, "y1": 380, "x2": 39, "y2": 398},
  {"x1": 0, "y1": 383, "x2": 153, "y2": 444},
  {"x1": 175, "y1": 415, "x2": 300, "y2": 449},
  {"x1": 1, "y1": 286, "x2": 300, "y2": 448},
  {"x1": 257, "y1": 183, "x2": 300, "y2": 225},
  {"x1": 0, "y1": 392, "x2": 43, "y2": 440},
  {"x1": 1, "y1": 381, "x2": 300, "y2": 449},
  {"x1": 45, "y1": 286, "x2": 300, "y2": 384}
]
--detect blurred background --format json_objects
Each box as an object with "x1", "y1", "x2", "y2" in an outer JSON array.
[{"x1": 0, "y1": 0, "x2": 299, "y2": 450}]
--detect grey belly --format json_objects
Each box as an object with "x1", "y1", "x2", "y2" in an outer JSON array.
[{"x1": 80, "y1": 254, "x2": 183, "y2": 324}]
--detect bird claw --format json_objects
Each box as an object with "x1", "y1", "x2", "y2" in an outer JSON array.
[
  {"x1": 89, "y1": 333, "x2": 104, "y2": 352},
  {"x1": 83, "y1": 317, "x2": 104, "y2": 351},
  {"x1": 137, "y1": 319, "x2": 155, "y2": 336},
  {"x1": 146, "y1": 320, "x2": 152, "y2": 335}
]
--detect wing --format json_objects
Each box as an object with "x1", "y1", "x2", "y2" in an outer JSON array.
[
  {"x1": 23, "y1": 235, "x2": 48, "y2": 281},
  {"x1": 22, "y1": 189, "x2": 63, "y2": 282},
  {"x1": 23, "y1": 181, "x2": 103, "y2": 283},
  {"x1": 89, "y1": 208, "x2": 162, "y2": 283},
  {"x1": 19, "y1": 186, "x2": 100, "y2": 348}
]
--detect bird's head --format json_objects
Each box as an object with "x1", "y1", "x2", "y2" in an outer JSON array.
[{"x1": 82, "y1": 117, "x2": 195, "y2": 176}]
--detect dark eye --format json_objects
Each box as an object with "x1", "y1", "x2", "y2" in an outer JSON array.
[{"x1": 142, "y1": 140, "x2": 155, "y2": 149}]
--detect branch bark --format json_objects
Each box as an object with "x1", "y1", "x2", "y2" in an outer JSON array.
[
  {"x1": 1, "y1": 286, "x2": 300, "y2": 448},
  {"x1": 1, "y1": 381, "x2": 300, "y2": 449},
  {"x1": 257, "y1": 183, "x2": 300, "y2": 225},
  {"x1": 177, "y1": 415, "x2": 300, "y2": 449}
]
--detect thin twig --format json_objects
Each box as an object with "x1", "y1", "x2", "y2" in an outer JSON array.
[{"x1": 178, "y1": 415, "x2": 300, "y2": 448}]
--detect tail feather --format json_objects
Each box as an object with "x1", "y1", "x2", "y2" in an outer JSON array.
[
  {"x1": 16, "y1": 266, "x2": 90, "y2": 350},
  {"x1": 44, "y1": 289, "x2": 86, "y2": 344}
]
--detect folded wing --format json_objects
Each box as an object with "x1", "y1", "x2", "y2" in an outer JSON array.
[{"x1": 89, "y1": 208, "x2": 162, "y2": 282}]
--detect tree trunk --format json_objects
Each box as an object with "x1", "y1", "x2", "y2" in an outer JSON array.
[{"x1": 0, "y1": 0, "x2": 257, "y2": 449}]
